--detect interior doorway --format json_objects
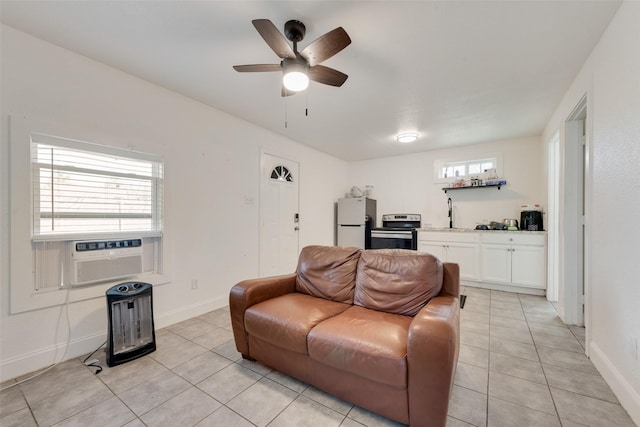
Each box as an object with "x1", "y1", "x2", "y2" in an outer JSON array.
[
  {"x1": 559, "y1": 96, "x2": 588, "y2": 334},
  {"x1": 547, "y1": 131, "x2": 560, "y2": 302},
  {"x1": 259, "y1": 152, "x2": 300, "y2": 276}
]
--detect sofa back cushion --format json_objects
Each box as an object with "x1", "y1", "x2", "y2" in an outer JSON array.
[
  {"x1": 296, "y1": 245, "x2": 362, "y2": 303},
  {"x1": 354, "y1": 249, "x2": 443, "y2": 316}
]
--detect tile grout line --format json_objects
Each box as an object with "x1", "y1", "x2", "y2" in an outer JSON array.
[{"x1": 519, "y1": 292, "x2": 563, "y2": 426}]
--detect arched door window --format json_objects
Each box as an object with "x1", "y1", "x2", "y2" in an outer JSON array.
[{"x1": 270, "y1": 165, "x2": 294, "y2": 182}]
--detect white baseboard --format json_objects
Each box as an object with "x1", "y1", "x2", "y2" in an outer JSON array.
[
  {"x1": 462, "y1": 280, "x2": 546, "y2": 296},
  {"x1": 0, "y1": 331, "x2": 106, "y2": 383},
  {"x1": 154, "y1": 296, "x2": 228, "y2": 329},
  {"x1": 589, "y1": 342, "x2": 640, "y2": 425},
  {"x1": 0, "y1": 296, "x2": 228, "y2": 383}
]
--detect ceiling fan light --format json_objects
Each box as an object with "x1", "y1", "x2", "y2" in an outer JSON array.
[
  {"x1": 397, "y1": 132, "x2": 419, "y2": 143},
  {"x1": 283, "y1": 70, "x2": 309, "y2": 92}
]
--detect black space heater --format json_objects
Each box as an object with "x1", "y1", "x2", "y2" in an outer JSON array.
[{"x1": 106, "y1": 281, "x2": 156, "y2": 367}]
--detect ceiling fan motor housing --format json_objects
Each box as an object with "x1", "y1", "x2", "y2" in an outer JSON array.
[
  {"x1": 284, "y1": 20, "x2": 306, "y2": 42},
  {"x1": 281, "y1": 57, "x2": 309, "y2": 72}
]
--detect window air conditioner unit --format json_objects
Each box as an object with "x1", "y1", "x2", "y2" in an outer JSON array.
[{"x1": 70, "y1": 238, "x2": 143, "y2": 286}]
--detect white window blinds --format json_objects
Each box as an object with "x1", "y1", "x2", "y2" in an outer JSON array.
[{"x1": 31, "y1": 133, "x2": 163, "y2": 240}]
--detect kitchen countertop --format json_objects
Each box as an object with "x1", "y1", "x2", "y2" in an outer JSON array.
[{"x1": 417, "y1": 228, "x2": 547, "y2": 234}]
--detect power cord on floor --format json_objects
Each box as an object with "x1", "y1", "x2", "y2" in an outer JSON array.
[
  {"x1": 83, "y1": 341, "x2": 106, "y2": 375},
  {"x1": 0, "y1": 287, "x2": 72, "y2": 392}
]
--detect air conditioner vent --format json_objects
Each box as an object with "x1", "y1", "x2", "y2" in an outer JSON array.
[{"x1": 70, "y1": 239, "x2": 143, "y2": 286}]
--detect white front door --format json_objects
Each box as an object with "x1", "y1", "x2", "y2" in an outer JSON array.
[{"x1": 260, "y1": 153, "x2": 300, "y2": 276}]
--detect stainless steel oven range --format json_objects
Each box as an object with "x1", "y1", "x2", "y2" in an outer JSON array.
[{"x1": 370, "y1": 214, "x2": 421, "y2": 250}]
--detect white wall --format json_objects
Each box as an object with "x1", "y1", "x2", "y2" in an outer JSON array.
[
  {"x1": 543, "y1": 1, "x2": 640, "y2": 422},
  {"x1": 0, "y1": 25, "x2": 348, "y2": 381},
  {"x1": 348, "y1": 136, "x2": 545, "y2": 229}
]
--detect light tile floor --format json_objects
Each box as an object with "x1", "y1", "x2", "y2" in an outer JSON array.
[{"x1": 1, "y1": 287, "x2": 636, "y2": 426}]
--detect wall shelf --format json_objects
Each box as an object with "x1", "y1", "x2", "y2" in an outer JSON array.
[{"x1": 442, "y1": 182, "x2": 506, "y2": 193}]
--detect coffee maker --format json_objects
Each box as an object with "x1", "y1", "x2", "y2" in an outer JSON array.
[{"x1": 520, "y1": 204, "x2": 543, "y2": 231}]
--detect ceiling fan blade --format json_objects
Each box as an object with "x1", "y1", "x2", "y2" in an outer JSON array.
[
  {"x1": 233, "y1": 64, "x2": 282, "y2": 72},
  {"x1": 300, "y1": 27, "x2": 351, "y2": 67},
  {"x1": 308, "y1": 65, "x2": 348, "y2": 87},
  {"x1": 252, "y1": 19, "x2": 296, "y2": 59}
]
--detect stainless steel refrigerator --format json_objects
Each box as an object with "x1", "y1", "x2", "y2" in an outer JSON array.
[{"x1": 337, "y1": 197, "x2": 376, "y2": 249}]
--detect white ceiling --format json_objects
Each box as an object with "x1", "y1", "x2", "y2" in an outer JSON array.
[{"x1": 1, "y1": 1, "x2": 621, "y2": 161}]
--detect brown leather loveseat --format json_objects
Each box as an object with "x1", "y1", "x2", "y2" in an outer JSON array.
[{"x1": 230, "y1": 245, "x2": 460, "y2": 427}]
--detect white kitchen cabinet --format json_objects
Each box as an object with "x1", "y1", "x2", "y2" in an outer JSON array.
[
  {"x1": 418, "y1": 232, "x2": 480, "y2": 281},
  {"x1": 418, "y1": 241, "x2": 447, "y2": 261},
  {"x1": 511, "y1": 244, "x2": 546, "y2": 288},
  {"x1": 480, "y1": 233, "x2": 546, "y2": 290},
  {"x1": 418, "y1": 230, "x2": 547, "y2": 294},
  {"x1": 481, "y1": 244, "x2": 511, "y2": 284}
]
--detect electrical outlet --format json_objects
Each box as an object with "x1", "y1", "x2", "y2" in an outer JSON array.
[{"x1": 191, "y1": 279, "x2": 198, "y2": 290}]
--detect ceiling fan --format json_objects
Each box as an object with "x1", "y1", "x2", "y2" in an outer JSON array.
[{"x1": 233, "y1": 19, "x2": 351, "y2": 96}]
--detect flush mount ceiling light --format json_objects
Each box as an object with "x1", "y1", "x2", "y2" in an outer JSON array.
[
  {"x1": 282, "y1": 59, "x2": 309, "y2": 92},
  {"x1": 397, "y1": 132, "x2": 419, "y2": 143}
]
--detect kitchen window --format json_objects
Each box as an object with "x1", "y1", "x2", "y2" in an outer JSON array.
[{"x1": 434, "y1": 154, "x2": 502, "y2": 183}]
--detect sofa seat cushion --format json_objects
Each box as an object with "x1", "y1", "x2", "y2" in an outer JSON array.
[
  {"x1": 354, "y1": 249, "x2": 443, "y2": 316},
  {"x1": 307, "y1": 306, "x2": 412, "y2": 388},
  {"x1": 245, "y1": 293, "x2": 350, "y2": 355},
  {"x1": 296, "y1": 245, "x2": 362, "y2": 303}
]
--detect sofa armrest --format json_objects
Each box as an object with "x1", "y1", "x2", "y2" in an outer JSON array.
[
  {"x1": 229, "y1": 273, "x2": 297, "y2": 356},
  {"x1": 441, "y1": 262, "x2": 460, "y2": 297},
  {"x1": 407, "y1": 293, "x2": 460, "y2": 427}
]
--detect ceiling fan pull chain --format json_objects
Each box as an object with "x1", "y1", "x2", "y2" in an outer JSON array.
[
  {"x1": 305, "y1": 92, "x2": 309, "y2": 117},
  {"x1": 284, "y1": 98, "x2": 288, "y2": 128}
]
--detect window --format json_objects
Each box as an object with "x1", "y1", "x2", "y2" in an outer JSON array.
[
  {"x1": 31, "y1": 133, "x2": 163, "y2": 240},
  {"x1": 270, "y1": 165, "x2": 294, "y2": 182},
  {"x1": 28, "y1": 133, "x2": 164, "y2": 291},
  {"x1": 434, "y1": 154, "x2": 502, "y2": 183},
  {"x1": 440, "y1": 158, "x2": 496, "y2": 179},
  {"x1": 9, "y1": 116, "x2": 170, "y2": 312}
]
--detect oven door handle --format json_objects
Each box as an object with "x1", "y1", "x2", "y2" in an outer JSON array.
[{"x1": 370, "y1": 231, "x2": 413, "y2": 239}]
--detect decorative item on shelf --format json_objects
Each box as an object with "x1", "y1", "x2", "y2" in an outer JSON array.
[
  {"x1": 470, "y1": 177, "x2": 483, "y2": 186},
  {"x1": 442, "y1": 179, "x2": 507, "y2": 193},
  {"x1": 484, "y1": 168, "x2": 498, "y2": 180}
]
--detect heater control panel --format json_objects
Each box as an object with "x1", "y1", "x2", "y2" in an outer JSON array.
[{"x1": 108, "y1": 281, "x2": 151, "y2": 295}]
